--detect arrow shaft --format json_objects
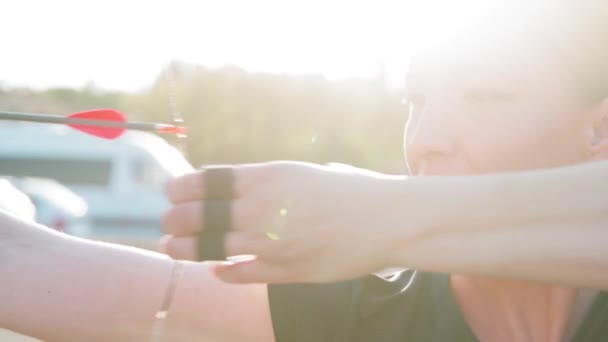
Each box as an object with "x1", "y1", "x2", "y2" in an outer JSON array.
[{"x1": 0, "y1": 111, "x2": 174, "y2": 132}]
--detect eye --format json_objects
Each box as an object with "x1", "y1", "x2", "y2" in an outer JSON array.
[{"x1": 463, "y1": 89, "x2": 517, "y2": 104}]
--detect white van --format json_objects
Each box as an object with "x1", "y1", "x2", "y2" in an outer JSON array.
[{"x1": 0, "y1": 121, "x2": 193, "y2": 248}]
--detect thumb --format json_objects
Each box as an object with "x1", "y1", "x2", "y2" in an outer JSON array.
[{"x1": 211, "y1": 258, "x2": 293, "y2": 284}]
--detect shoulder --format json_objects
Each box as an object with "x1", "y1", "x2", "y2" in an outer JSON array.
[{"x1": 573, "y1": 291, "x2": 608, "y2": 340}]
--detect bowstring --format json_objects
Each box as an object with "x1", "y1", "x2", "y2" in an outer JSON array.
[
  {"x1": 149, "y1": 62, "x2": 189, "y2": 342},
  {"x1": 165, "y1": 62, "x2": 189, "y2": 159}
]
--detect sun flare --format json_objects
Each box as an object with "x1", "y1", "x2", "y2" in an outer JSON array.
[{"x1": 0, "y1": 0, "x2": 500, "y2": 91}]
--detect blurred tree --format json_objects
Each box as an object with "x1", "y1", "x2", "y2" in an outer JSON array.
[{"x1": 0, "y1": 62, "x2": 408, "y2": 174}]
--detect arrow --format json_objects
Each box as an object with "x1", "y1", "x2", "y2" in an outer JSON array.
[{"x1": 0, "y1": 109, "x2": 187, "y2": 139}]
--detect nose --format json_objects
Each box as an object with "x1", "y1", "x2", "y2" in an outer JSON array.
[{"x1": 404, "y1": 104, "x2": 458, "y2": 174}]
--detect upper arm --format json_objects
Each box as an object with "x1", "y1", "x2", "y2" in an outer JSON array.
[{"x1": 168, "y1": 262, "x2": 275, "y2": 342}]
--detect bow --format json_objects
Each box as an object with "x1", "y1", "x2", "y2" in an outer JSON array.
[{"x1": 149, "y1": 61, "x2": 190, "y2": 342}]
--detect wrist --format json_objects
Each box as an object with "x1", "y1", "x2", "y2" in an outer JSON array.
[
  {"x1": 404, "y1": 174, "x2": 531, "y2": 234},
  {"x1": 384, "y1": 175, "x2": 505, "y2": 269},
  {"x1": 381, "y1": 175, "x2": 442, "y2": 268}
]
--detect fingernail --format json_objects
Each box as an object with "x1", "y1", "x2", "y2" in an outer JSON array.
[
  {"x1": 216, "y1": 260, "x2": 236, "y2": 266},
  {"x1": 210, "y1": 262, "x2": 237, "y2": 281},
  {"x1": 226, "y1": 254, "x2": 256, "y2": 262},
  {"x1": 209, "y1": 261, "x2": 234, "y2": 275}
]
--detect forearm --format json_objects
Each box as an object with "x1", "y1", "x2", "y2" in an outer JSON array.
[
  {"x1": 398, "y1": 220, "x2": 608, "y2": 288},
  {"x1": 394, "y1": 161, "x2": 608, "y2": 287},
  {"x1": 1, "y1": 215, "x2": 273, "y2": 341},
  {"x1": 474, "y1": 161, "x2": 608, "y2": 226},
  {"x1": 1, "y1": 227, "x2": 174, "y2": 341}
]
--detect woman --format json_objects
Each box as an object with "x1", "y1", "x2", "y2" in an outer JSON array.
[
  {"x1": 160, "y1": 3, "x2": 608, "y2": 341},
  {"x1": 2, "y1": 2, "x2": 608, "y2": 341},
  {"x1": 164, "y1": 2, "x2": 608, "y2": 287}
]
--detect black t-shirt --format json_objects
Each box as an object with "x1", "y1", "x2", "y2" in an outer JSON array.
[{"x1": 268, "y1": 270, "x2": 608, "y2": 341}]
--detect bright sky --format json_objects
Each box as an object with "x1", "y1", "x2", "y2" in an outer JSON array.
[{"x1": 0, "y1": 0, "x2": 497, "y2": 92}]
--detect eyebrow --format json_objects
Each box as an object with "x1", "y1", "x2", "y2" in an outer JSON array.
[{"x1": 404, "y1": 72, "x2": 421, "y2": 81}]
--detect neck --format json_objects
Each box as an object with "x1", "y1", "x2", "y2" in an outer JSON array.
[{"x1": 451, "y1": 275, "x2": 579, "y2": 342}]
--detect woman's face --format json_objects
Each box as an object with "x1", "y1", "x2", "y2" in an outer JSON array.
[{"x1": 404, "y1": 37, "x2": 593, "y2": 176}]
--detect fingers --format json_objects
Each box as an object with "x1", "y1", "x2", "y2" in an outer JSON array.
[
  {"x1": 165, "y1": 164, "x2": 270, "y2": 204},
  {"x1": 213, "y1": 232, "x2": 333, "y2": 284},
  {"x1": 162, "y1": 161, "x2": 308, "y2": 267},
  {"x1": 211, "y1": 258, "x2": 293, "y2": 284},
  {"x1": 160, "y1": 235, "x2": 197, "y2": 260},
  {"x1": 166, "y1": 168, "x2": 239, "y2": 204},
  {"x1": 161, "y1": 201, "x2": 203, "y2": 235},
  {"x1": 161, "y1": 231, "x2": 279, "y2": 261},
  {"x1": 165, "y1": 170, "x2": 205, "y2": 203},
  {"x1": 161, "y1": 199, "x2": 261, "y2": 235},
  {"x1": 225, "y1": 232, "x2": 303, "y2": 261}
]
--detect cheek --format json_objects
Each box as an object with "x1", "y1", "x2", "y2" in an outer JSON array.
[
  {"x1": 473, "y1": 130, "x2": 550, "y2": 172},
  {"x1": 464, "y1": 111, "x2": 587, "y2": 173}
]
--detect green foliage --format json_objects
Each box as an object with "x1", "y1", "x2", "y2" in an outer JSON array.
[
  {"x1": 0, "y1": 83, "x2": 125, "y2": 114},
  {"x1": 1, "y1": 62, "x2": 408, "y2": 173}
]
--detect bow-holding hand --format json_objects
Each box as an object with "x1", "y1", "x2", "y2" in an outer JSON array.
[{"x1": 161, "y1": 161, "x2": 429, "y2": 284}]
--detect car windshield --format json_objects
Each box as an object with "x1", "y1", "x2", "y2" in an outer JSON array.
[{"x1": 0, "y1": 158, "x2": 112, "y2": 186}]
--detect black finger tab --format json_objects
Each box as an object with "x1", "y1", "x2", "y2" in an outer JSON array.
[
  {"x1": 199, "y1": 201, "x2": 231, "y2": 261},
  {"x1": 204, "y1": 200, "x2": 232, "y2": 232},
  {"x1": 198, "y1": 166, "x2": 234, "y2": 261},
  {"x1": 204, "y1": 166, "x2": 235, "y2": 200},
  {"x1": 198, "y1": 166, "x2": 235, "y2": 261},
  {"x1": 198, "y1": 231, "x2": 227, "y2": 261}
]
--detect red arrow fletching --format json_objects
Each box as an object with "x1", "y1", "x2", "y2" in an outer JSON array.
[{"x1": 67, "y1": 109, "x2": 126, "y2": 139}]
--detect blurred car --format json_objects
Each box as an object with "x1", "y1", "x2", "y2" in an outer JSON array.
[
  {"x1": 2, "y1": 176, "x2": 91, "y2": 235},
  {"x1": 0, "y1": 122, "x2": 193, "y2": 248}
]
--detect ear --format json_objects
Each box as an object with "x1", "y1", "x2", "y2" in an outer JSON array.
[{"x1": 587, "y1": 98, "x2": 608, "y2": 160}]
